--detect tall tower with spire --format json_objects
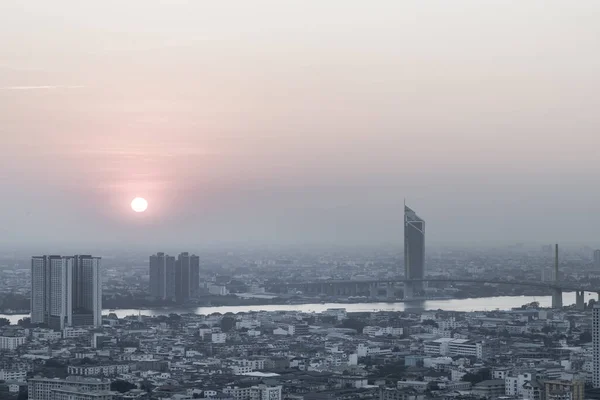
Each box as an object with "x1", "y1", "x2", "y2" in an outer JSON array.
[{"x1": 404, "y1": 205, "x2": 425, "y2": 297}]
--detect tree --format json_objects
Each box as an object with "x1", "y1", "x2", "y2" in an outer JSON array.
[
  {"x1": 462, "y1": 368, "x2": 491, "y2": 384},
  {"x1": 111, "y1": 380, "x2": 136, "y2": 393},
  {"x1": 541, "y1": 326, "x2": 555, "y2": 334},
  {"x1": 422, "y1": 319, "x2": 438, "y2": 328},
  {"x1": 45, "y1": 359, "x2": 65, "y2": 368},
  {"x1": 499, "y1": 329, "x2": 511, "y2": 338},
  {"x1": 140, "y1": 381, "x2": 154, "y2": 393},
  {"x1": 17, "y1": 318, "x2": 32, "y2": 328},
  {"x1": 0, "y1": 318, "x2": 10, "y2": 327},
  {"x1": 220, "y1": 316, "x2": 236, "y2": 332},
  {"x1": 339, "y1": 318, "x2": 366, "y2": 332},
  {"x1": 579, "y1": 331, "x2": 592, "y2": 343}
]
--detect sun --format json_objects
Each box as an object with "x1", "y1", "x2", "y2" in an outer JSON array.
[{"x1": 131, "y1": 197, "x2": 148, "y2": 213}]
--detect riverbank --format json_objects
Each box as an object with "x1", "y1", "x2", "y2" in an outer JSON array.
[{"x1": 0, "y1": 291, "x2": 585, "y2": 325}]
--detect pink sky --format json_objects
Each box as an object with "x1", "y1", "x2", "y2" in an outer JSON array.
[{"x1": 1, "y1": 1, "x2": 600, "y2": 248}]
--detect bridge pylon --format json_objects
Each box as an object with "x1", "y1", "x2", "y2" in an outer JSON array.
[
  {"x1": 404, "y1": 281, "x2": 414, "y2": 300},
  {"x1": 576, "y1": 291, "x2": 585, "y2": 310},
  {"x1": 552, "y1": 287, "x2": 563, "y2": 309},
  {"x1": 550, "y1": 244, "x2": 562, "y2": 309}
]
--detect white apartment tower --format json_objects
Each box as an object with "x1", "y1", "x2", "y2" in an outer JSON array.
[
  {"x1": 594, "y1": 305, "x2": 600, "y2": 388},
  {"x1": 31, "y1": 255, "x2": 102, "y2": 329}
]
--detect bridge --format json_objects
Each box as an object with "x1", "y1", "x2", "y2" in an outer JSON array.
[
  {"x1": 269, "y1": 277, "x2": 595, "y2": 310},
  {"x1": 271, "y1": 244, "x2": 593, "y2": 310}
]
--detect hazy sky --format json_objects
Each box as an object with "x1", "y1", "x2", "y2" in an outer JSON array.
[{"x1": 1, "y1": 1, "x2": 600, "y2": 248}]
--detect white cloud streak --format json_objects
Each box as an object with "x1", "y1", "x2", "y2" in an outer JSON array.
[{"x1": 1, "y1": 85, "x2": 86, "y2": 90}]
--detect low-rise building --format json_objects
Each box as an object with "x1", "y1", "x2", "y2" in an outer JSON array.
[
  {"x1": 0, "y1": 335, "x2": 26, "y2": 350},
  {"x1": 472, "y1": 380, "x2": 505, "y2": 398},
  {"x1": 542, "y1": 379, "x2": 584, "y2": 400}
]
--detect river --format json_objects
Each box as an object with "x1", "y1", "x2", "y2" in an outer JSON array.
[{"x1": 1, "y1": 291, "x2": 590, "y2": 325}]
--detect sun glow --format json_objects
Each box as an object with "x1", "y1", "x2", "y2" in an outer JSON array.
[{"x1": 131, "y1": 197, "x2": 148, "y2": 213}]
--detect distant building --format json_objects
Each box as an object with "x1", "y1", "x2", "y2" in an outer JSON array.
[
  {"x1": 405, "y1": 205, "x2": 425, "y2": 296},
  {"x1": 542, "y1": 267, "x2": 556, "y2": 282},
  {"x1": 31, "y1": 255, "x2": 102, "y2": 329},
  {"x1": 542, "y1": 379, "x2": 584, "y2": 400},
  {"x1": 176, "y1": 252, "x2": 200, "y2": 302},
  {"x1": 212, "y1": 333, "x2": 227, "y2": 343},
  {"x1": 424, "y1": 338, "x2": 485, "y2": 359},
  {"x1": 0, "y1": 369, "x2": 27, "y2": 382},
  {"x1": 28, "y1": 376, "x2": 110, "y2": 400},
  {"x1": 380, "y1": 387, "x2": 424, "y2": 400},
  {"x1": 505, "y1": 371, "x2": 536, "y2": 397},
  {"x1": 67, "y1": 363, "x2": 130, "y2": 377},
  {"x1": 149, "y1": 252, "x2": 175, "y2": 300},
  {"x1": 594, "y1": 250, "x2": 600, "y2": 269},
  {"x1": 292, "y1": 323, "x2": 310, "y2": 336},
  {"x1": 472, "y1": 380, "x2": 505, "y2": 398},
  {"x1": 594, "y1": 305, "x2": 600, "y2": 388},
  {"x1": 0, "y1": 335, "x2": 26, "y2": 350},
  {"x1": 151, "y1": 252, "x2": 199, "y2": 303},
  {"x1": 52, "y1": 388, "x2": 114, "y2": 400},
  {"x1": 249, "y1": 385, "x2": 281, "y2": 400}
]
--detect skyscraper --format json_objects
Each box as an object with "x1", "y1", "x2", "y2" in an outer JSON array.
[
  {"x1": 149, "y1": 252, "x2": 199, "y2": 303},
  {"x1": 176, "y1": 252, "x2": 200, "y2": 303},
  {"x1": 404, "y1": 205, "x2": 425, "y2": 296},
  {"x1": 594, "y1": 250, "x2": 600, "y2": 269},
  {"x1": 149, "y1": 252, "x2": 176, "y2": 300},
  {"x1": 31, "y1": 255, "x2": 102, "y2": 329},
  {"x1": 594, "y1": 304, "x2": 600, "y2": 388},
  {"x1": 71, "y1": 255, "x2": 102, "y2": 327}
]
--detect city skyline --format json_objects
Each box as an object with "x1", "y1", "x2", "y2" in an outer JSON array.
[{"x1": 2, "y1": 3, "x2": 599, "y2": 400}]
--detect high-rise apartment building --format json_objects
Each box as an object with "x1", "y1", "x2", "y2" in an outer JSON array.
[
  {"x1": 149, "y1": 252, "x2": 199, "y2": 303},
  {"x1": 72, "y1": 255, "x2": 102, "y2": 327},
  {"x1": 149, "y1": 253, "x2": 176, "y2": 300},
  {"x1": 594, "y1": 305, "x2": 600, "y2": 388},
  {"x1": 405, "y1": 205, "x2": 425, "y2": 296},
  {"x1": 31, "y1": 255, "x2": 102, "y2": 330},
  {"x1": 594, "y1": 250, "x2": 600, "y2": 269},
  {"x1": 176, "y1": 252, "x2": 200, "y2": 303}
]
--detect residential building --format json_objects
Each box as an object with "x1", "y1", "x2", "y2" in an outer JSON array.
[
  {"x1": 0, "y1": 335, "x2": 26, "y2": 350},
  {"x1": 505, "y1": 371, "x2": 536, "y2": 397},
  {"x1": 472, "y1": 380, "x2": 505, "y2": 398},
  {"x1": 28, "y1": 376, "x2": 110, "y2": 400},
  {"x1": 424, "y1": 338, "x2": 485, "y2": 359},
  {"x1": 175, "y1": 252, "x2": 200, "y2": 302},
  {"x1": 380, "y1": 387, "x2": 424, "y2": 400},
  {"x1": 522, "y1": 380, "x2": 543, "y2": 400},
  {"x1": 212, "y1": 333, "x2": 227, "y2": 343},
  {"x1": 31, "y1": 255, "x2": 102, "y2": 329},
  {"x1": 542, "y1": 379, "x2": 584, "y2": 400},
  {"x1": 0, "y1": 369, "x2": 27, "y2": 382},
  {"x1": 67, "y1": 364, "x2": 130, "y2": 377},
  {"x1": 52, "y1": 388, "x2": 115, "y2": 400},
  {"x1": 249, "y1": 385, "x2": 281, "y2": 400},
  {"x1": 223, "y1": 386, "x2": 252, "y2": 400},
  {"x1": 149, "y1": 253, "x2": 175, "y2": 300}
]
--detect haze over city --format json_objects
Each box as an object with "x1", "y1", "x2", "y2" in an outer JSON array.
[{"x1": 2, "y1": 1, "x2": 600, "y2": 249}]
